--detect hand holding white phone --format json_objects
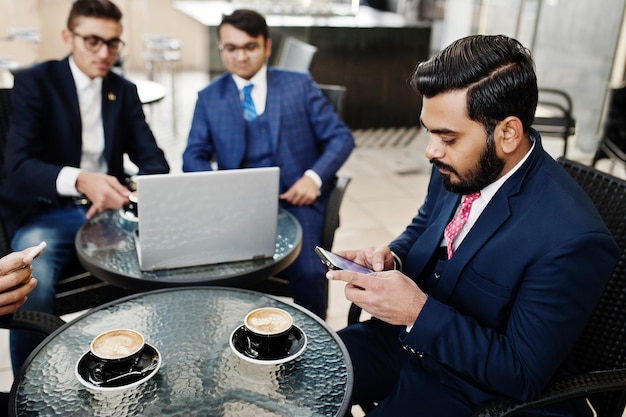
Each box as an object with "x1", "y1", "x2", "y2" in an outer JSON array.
[{"x1": 23, "y1": 241, "x2": 47, "y2": 263}]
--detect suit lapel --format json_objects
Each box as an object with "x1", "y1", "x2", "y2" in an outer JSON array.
[
  {"x1": 405, "y1": 191, "x2": 459, "y2": 278},
  {"x1": 56, "y1": 59, "x2": 82, "y2": 156},
  {"x1": 436, "y1": 137, "x2": 542, "y2": 301},
  {"x1": 438, "y1": 195, "x2": 512, "y2": 301},
  {"x1": 221, "y1": 78, "x2": 247, "y2": 167},
  {"x1": 101, "y1": 75, "x2": 120, "y2": 166}
]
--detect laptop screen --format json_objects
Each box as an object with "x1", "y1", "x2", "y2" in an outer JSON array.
[{"x1": 134, "y1": 167, "x2": 280, "y2": 270}]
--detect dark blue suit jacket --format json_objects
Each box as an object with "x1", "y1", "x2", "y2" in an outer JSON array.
[
  {"x1": 387, "y1": 133, "x2": 619, "y2": 407},
  {"x1": 182, "y1": 68, "x2": 354, "y2": 202},
  {"x1": 0, "y1": 58, "x2": 169, "y2": 237}
]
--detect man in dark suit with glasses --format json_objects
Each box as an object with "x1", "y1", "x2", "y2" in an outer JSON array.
[{"x1": 0, "y1": 0, "x2": 169, "y2": 374}]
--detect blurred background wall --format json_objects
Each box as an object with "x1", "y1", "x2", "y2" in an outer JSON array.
[{"x1": 2, "y1": 0, "x2": 626, "y2": 153}]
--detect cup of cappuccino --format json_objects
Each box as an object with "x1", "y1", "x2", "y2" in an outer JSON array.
[
  {"x1": 90, "y1": 329, "x2": 145, "y2": 371},
  {"x1": 243, "y1": 307, "x2": 293, "y2": 355}
]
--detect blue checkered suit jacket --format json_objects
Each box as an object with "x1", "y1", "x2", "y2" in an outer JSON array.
[
  {"x1": 183, "y1": 67, "x2": 355, "y2": 317},
  {"x1": 183, "y1": 67, "x2": 354, "y2": 197}
]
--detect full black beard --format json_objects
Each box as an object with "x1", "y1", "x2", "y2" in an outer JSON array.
[{"x1": 434, "y1": 132, "x2": 505, "y2": 195}]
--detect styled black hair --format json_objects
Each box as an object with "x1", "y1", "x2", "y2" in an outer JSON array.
[
  {"x1": 67, "y1": 0, "x2": 122, "y2": 30},
  {"x1": 218, "y1": 9, "x2": 269, "y2": 40},
  {"x1": 411, "y1": 35, "x2": 538, "y2": 134}
]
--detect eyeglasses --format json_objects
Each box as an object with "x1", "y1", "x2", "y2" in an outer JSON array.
[
  {"x1": 218, "y1": 42, "x2": 261, "y2": 57},
  {"x1": 71, "y1": 31, "x2": 125, "y2": 54}
]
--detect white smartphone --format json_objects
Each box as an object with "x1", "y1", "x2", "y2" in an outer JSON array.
[
  {"x1": 314, "y1": 246, "x2": 373, "y2": 274},
  {"x1": 26, "y1": 241, "x2": 47, "y2": 259}
]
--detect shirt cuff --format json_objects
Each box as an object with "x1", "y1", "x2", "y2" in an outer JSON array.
[
  {"x1": 56, "y1": 166, "x2": 81, "y2": 197},
  {"x1": 304, "y1": 169, "x2": 322, "y2": 194}
]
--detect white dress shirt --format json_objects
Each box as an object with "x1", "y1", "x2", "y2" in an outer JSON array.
[{"x1": 56, "y1": 56, "x2": 107, "y2": 197}]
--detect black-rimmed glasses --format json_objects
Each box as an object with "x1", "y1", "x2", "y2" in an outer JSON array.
[
  {"x1": 217, "y1": 42, "x2": 261, "y2": 57},
  {"x1": 71, "y1": 31, "x2": 125, "y2": 54}
]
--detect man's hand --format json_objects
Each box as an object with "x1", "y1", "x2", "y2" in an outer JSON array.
[
  {"x1": 328, "y1": 246, "x2": 426, "y2": 326},
  {"x1": 335, "y1": 246, "x2": 396, "y2": 272},
  {"x1": 0, "y1": 248, "x2": 39, "y2": 315},
  {"x1": 75, "y1": 172, "x2": 131, "y2": 218},
  {"x1": 327, "y1": 268, "x2": 426, "y2": 326},
  {"x1": 279, "y1": 176, "x2": 319, "y2": 206}
]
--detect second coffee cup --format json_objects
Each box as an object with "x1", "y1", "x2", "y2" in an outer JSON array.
[
  {"x1": 90, "y1": 329, "x2": 145, "y2": 372},
  {"x1": 243, "y1": 307, "x2": 293, "y2": 356}
]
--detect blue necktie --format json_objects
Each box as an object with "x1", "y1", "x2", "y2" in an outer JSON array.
[{"x1": 242, "y1": 84, "x2": 257, "y2": 121}]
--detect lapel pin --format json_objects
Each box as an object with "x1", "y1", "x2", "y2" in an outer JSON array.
[{"x1": 108, "y1": 92, "x2": 116, "y2": 101}]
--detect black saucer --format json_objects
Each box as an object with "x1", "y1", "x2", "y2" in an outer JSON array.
[
  {"x1": 230, "y1": 325, "x2": 307, "y2": 365},
  {"x1": 75, "y1": 343, "x2": 161, "y2": 391}
]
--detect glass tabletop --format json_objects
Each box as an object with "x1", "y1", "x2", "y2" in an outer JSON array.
[
  {"x1": 75, "y1": 209, "x2": 302, "y2": 291},
  {"x1": 10, "y1": 287, "x2": 353, "y2": 417}
]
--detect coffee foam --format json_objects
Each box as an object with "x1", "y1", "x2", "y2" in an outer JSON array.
[
  {"x1": 245, "y1": 308, "x2": 292, "y2": 335},
  {"x1": 91, "y1": 330, "x2": 144, "y2": 359}
]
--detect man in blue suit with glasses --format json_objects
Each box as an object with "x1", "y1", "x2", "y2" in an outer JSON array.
[{"x1": 183, "y1": 9, "x2": 354, "y2": 320}]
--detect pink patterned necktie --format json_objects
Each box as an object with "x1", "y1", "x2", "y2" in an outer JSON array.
[{"x1": 444, "y1": 192, "x2": 481, "y2": 259}]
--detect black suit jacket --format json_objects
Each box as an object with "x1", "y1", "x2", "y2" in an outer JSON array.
[{"x1": 0, "y1": 57, "x2": 169, "y2": 237}]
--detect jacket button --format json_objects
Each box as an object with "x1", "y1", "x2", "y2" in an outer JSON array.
[
  {"x1": 401, "y1": 344, "x2": 416, "y2": 354},
  {"x1": 401, "y1": 344, "x2": 425, "y2": 357}
]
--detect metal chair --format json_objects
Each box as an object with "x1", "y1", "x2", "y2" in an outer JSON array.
[
  {"x1": 319, "y1": 84, "x2": 348, "y2": 120},
  {"x1": 275, "y1": 37, "x2": 318, "y2": 72},
  {"x1": 0, "y1": 88, "x2": 135, "y2": 317},
  {"x1": 0, "y1": 310, "x2": 65, "y2": 410},
  {"x1": 533, "y1": 88, "x2": 576, "y2": 157},
  {"x1": 142, "y1": 34, "x2": 181, "y2": 133},
  {"x1": 593, "y1": 83, "x2": 626, "y2": 170}
]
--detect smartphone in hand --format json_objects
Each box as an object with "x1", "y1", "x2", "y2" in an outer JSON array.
[
  {"x1": 26, "y1": 241, "x2": 47, "y2": 260},
  {"x1": 315, "y1": 246, "x2": 373, "y2": 274}
]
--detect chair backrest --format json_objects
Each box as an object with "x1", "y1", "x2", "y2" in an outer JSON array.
[
  {"x1": 276, "y1": 37, "x2": 318, "y2": 72},
  {"x1": 319, "y1": 84, "x2": 347, "y2": 120},
  {"x1": 533, "y1": 88, "x2": 576, "y2": 157},
  {"x1": 601, "y1": 84, "x2": 626, "y2": 141},
  {"x1": 321, "y1": 176, "x2": 351, "y2": 250},
  {"x1": 593, "y1": 84, "x2": 626, "y2": 165},
  {"x1": 557, "y1": 157, "x2": 626, "y2": 416}
]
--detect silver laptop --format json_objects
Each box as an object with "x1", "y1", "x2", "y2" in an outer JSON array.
[{"x1": 134, "y1": 167, "x2": 280, "y2": 271}]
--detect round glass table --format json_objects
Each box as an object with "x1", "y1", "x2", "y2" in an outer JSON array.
[
  {"x1": 75, "y1": 209, "x2": 302, "y2": 291},
  {"x1": 10, "y1": 287, "x2": 353, "y2": 416}
]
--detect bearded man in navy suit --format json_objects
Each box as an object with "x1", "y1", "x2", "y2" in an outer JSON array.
[
  {"x1": 183, "y1": 9, "x2": 354, "y2": 320},
  {"x1": 329, "y1": 35, "x2": 620, "y2": 416},
  {"x1": 0, "y1": 0, "x2": 169, "y2": 373}
]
